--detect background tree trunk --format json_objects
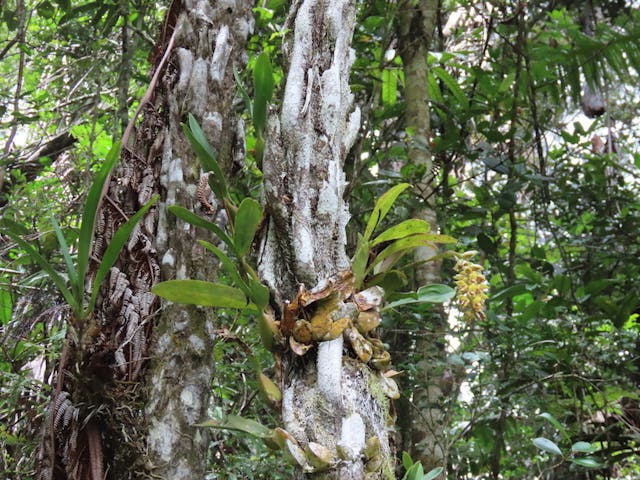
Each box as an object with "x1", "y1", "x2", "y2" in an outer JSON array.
[
  {"x1": 144, "y1": 1, "x2": 253, "y2": 478},
  {"x1": 258, "y1": 0, "x2": 394, "y2": 477},
  {"x1": 394, "y1": 0, "x2": 448, "y2": 473},
  {"x1": 40, "y1": 1, "x2": 253, "y2": 478}
]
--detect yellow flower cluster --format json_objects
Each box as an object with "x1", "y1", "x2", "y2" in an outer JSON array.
[{"x1": 454, "y1": 253, "x2": 489, "y2": 322}]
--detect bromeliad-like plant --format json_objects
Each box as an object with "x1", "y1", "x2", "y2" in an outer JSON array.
[{"x1": 0, "y1": 142, "x2": 158, "y2": 342}]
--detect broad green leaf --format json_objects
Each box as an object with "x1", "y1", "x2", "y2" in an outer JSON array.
[
  {"x1": 402, "y1": 451, "x2": 414, "y2": 471},
  {"x1": 371, "y1": 219, "x2": 431, "y2": 246},
  {"x1": 1, "y1": 221, "x2": 76, "y2": 311},
  {"x1": 406, "y1": 462, "x2": 424, "y2": 480},
  {"x1": 77, "y1": 141, "x2": 121, "y2": 296},
  {"x1": 571, "y1": 441, "x2": 598, "y2": 453},
  {"x1": 196, "y1": 414, "x2": 271, "y2": 438},
  {"x1": 88, "y1": 195, "x2": 159, "y2": 314},
  {"x1": 50, "y1": 217, "x2": 78, "y2": 297},
  {"x1": 248, "y1": 279, "x2": 270, "y2": 310},
  {"x1": 184, "y1": 114, "x2": 227, "y2": 199},
  {"x1": 424, "y1": 466, "x2": 444, "y2": 480},
  {"x1": 253, "y1": 52, "x2": 274, "y2": 134},
  {"x1": 533, "y1": 437, "x2": 563, "y2": 456},
  {"x1": 571, "y1": 457, "x2": 603, "y2": 468},
  {"x1": 352, "y1": 234, "x2": 370, "y2": 289},
  {"x1": 538, "y1": 412, "x2": 570, "y2": 440},
  {"x1": 258, "y1": 372, "x2": 282, "y2": 405},
  {"x1": 381, "y1": 68, "x2": 398, "y2": 107},
  {"x1": 432, "y1": 66, "x2": 469, "y2": 111},
  {"x1": 384, "y1": 284, "x2": 455, "y2": 310},
  {"x1": 152, "y1": 280, "x2": 251, "y2": 309},
  {"x1": 168, "y1": 205, "x2": 234, "y2": 250},
  {"x1": 364, "y1": 183, "x2": 411, "y2": 241},
  {"x1": 234, "y1": 198, "x2": 263, "y2": 257}
]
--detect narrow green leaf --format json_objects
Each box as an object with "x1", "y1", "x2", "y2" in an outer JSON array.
[
  {"x1": 352, "y1": 234, "x2": 370, "y2": 289},
  {"x1": 571, "y1": 457, "x2": 603, "y2": 468},
  {"x1": 234, "y1": 65, "x2": 252, "y2": 116},
  {"x1": 364, "y1": 183, "x2": 411, "y2": 240},
  {"x1": 432, "y1": 66, "x2": 469, "y2": 111},
  {"x1": 424, "y1": 466, "x2": 444, "y2": 480},
  {"x1": 571, "y1": 441, "x2": 598, "y2": 453},
  {"x1": 533, "y1": 437, "x2": 563, "y2": 456},
  {"x1": 77, "y1": 141, "x2": 121, "y2": 296},
  {"x1": 168, "y1": 205, "x2": 234, "y2": 250},
  {"x1": 1, "y1": 222, "x2": 76, "y2": 311},
  {"x1": 87, "y1": 195, "x2": 159, "y2": 314},
  {"x1": 152, "y1": 280, "x2": 251, "y2": 309},
  {"x1": 50, "y1": 217, "x2": 78, "y2": 296},
  {"x1": 371, "y1": 234, "x2": 455, "y2": 273},
  {"x1": 234, "y1": 198, "x2": 263, "y2": 257},
  {"x1": 184, "y1": 114, "x2": 227, "y2": 199},
  {"x1": 196, "y1": 414, "x2": 271, "y2": 438},
  {"x1": 371, "y1": 219, "x2": 431, "y2": 246},
  {"x1": 253, "y1": 52, "x2": 274, "y2": 134},
  {"x1": 198, "y1": 240, "x2": 250, "y2": 297}
]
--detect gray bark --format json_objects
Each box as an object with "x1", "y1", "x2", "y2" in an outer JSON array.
[
  {"x1": 39, "y1": 1, "x2": 254, "y2": 479},
  {"x1": 145, "y1": 1, "x2": 253, "y2": 479},
  {"x1": 259, "y1": 0, "x2": 393, "y2": 478}
]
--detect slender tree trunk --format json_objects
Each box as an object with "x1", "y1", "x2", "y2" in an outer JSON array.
[
  {"x1": 395, "y1": 0, "x2": 448, "y2": 473},
  {"x1": 258, "y1": 0, "x2": 394, "y2": 478},
  {"x1": 39, "y1": 1, "x2": 253, "y2": 478}
]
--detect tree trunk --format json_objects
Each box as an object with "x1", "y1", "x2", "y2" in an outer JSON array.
[
  {"x1": 258, "y1": 0, "x2": 394, "y2": 478},
  {"x1": 39, "y1": 1, "x2": 253, "y2": 478},
  {"x1": 395, "y1": 0, "x2": 448, "y2": 473}
]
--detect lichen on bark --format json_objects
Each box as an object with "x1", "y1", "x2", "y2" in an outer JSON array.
[{"x1": 259, "y1": 0, "x2": 394, "y2": 477}]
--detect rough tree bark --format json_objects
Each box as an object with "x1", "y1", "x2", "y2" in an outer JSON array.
[
  {"x1": 258, "y1": 0, "x2": 394, "y2": 478},
  {"x1": 394, "y1": 0, "x2": 447, "y2": 473},
  {"x1": 39, "y1": 1, "x2": 253, "y2": 479}
]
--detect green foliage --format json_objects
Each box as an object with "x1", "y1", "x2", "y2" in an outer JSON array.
[{"x1": 1, "y1": 143, "x2": 158, "y2": 323}]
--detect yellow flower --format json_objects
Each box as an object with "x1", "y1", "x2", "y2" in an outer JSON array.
[{"x1": 454, "y1": 254, "x2": 488, "y2": 322}]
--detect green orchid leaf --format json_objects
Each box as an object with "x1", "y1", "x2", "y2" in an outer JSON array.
[
  {"x1": 364, "y1": 183, "x2": 411, "y2": 241},
  {"x1": 77, "y1": 141, "x2": 121, "y2": 295},
  {"x1": 234, "y1": 198, "x2": 263, "y2": 258},
  {"x1": 168, "y1": 205, "x2": 234, "y2": 251},
  {"x1": 253, "y1": 52, "x2": 274, "y2": 134},
  {"x1": 196, "y1": 414, "x2": 271, "y2": 438},
  {"x1": 352, "y1": 234, "x2": 370, "y2": 289},
  {"x1": 152, "y1": 280, "x2": 252, "y2": 309},
  {"x1": 371, "y1": 219, "x2": 432, "y2": 246},
  {"x1": 184, "y1": 114, "x2": 227, "y2": 199},
  {"x1": 371, "y1": 234, "x2": 455, "y2": 273},
  {"x1": 87, "y1": 195, "x2": 159, "y2": 314},
  {"x1": 50, "y1": 217, "x2": 78, "y2": 297},
  {"x1": 198, "y1": 240, "x2": 250, "y2": 295}
]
